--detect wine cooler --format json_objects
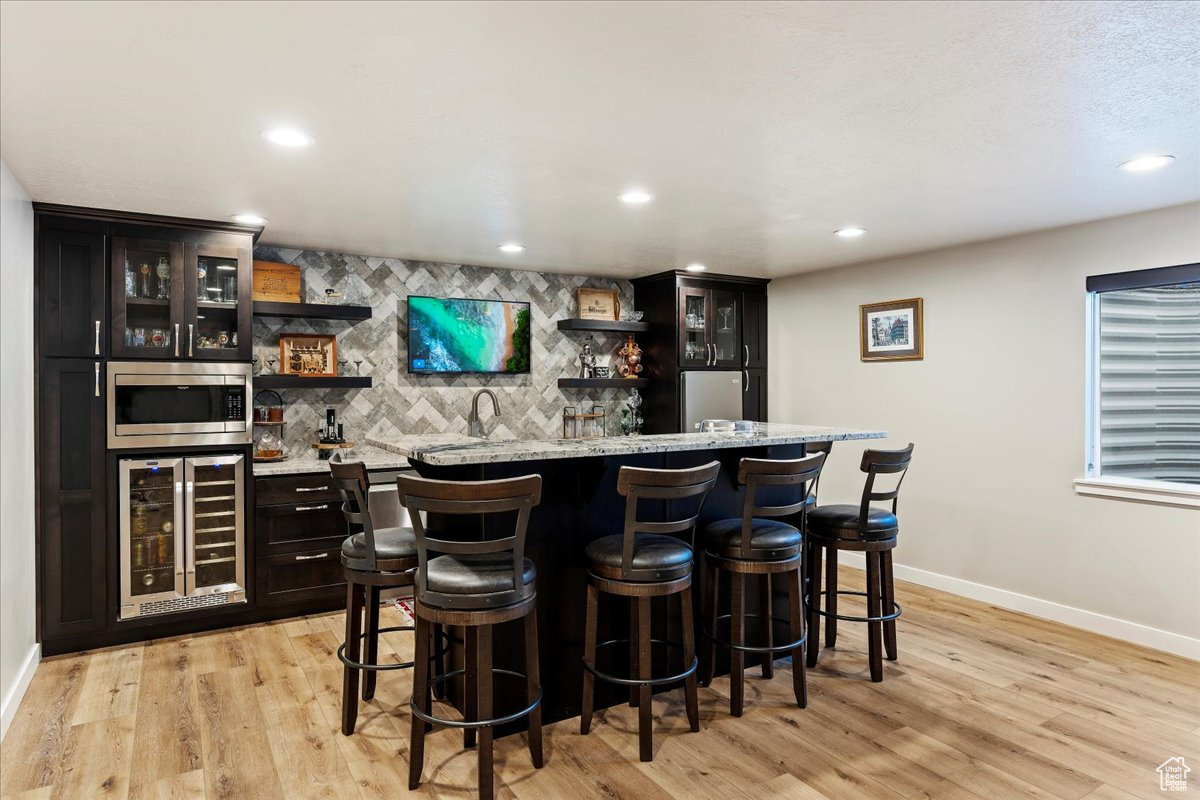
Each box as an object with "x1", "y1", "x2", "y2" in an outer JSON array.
[{"x1": 118, "y1": 453, "x2": 247, "y2": 620}]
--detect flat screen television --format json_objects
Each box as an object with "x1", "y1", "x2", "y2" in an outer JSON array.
[{"x1": 407, "y1": 295, "x2": 532, "y2": 374}]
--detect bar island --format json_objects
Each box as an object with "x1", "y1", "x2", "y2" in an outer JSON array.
[{"x1": 367, "y1": 423, "x2": 887, "y2": 727}]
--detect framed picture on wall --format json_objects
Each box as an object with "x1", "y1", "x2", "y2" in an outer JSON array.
[{"x1": 860, "y1": 298, "x2": 924, "y2": 362}]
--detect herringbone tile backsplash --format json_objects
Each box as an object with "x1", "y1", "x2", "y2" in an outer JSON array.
[{"x1": 252, "y1": 246, "x2": 638, "y2": 452}]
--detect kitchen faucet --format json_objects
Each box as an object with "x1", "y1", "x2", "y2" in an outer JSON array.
[{"x1": 468, "y1": 389, "x2": 501, "y2": 438}]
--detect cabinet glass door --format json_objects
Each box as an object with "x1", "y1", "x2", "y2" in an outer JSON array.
[
  {"x1": 119, "y1": 458, "x2": 185, "y2": 618},
  {"x1": 186, "y1": 242, "x2": 250, "y2": 360},
  {"x1": 711, "y1": 289, "x2": 740, "y2": 367},
  {"x1": 112, "y1": 237, "x2": 185, "y2": 358},
  {"x1": 186, "y1": 455, "x2": 245, "y2": 595},
  {"x1": 680, "y1": 287, "x2": 711, "y2": 366}
]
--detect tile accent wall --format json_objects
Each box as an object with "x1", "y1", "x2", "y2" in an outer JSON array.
[{"x1": 252, "y1": 246, "x2": 637, "y2": 453}]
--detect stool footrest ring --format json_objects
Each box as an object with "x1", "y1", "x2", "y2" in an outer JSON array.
[
  {"x1": 805, "y1": 589, "x2": 902, "y2": 623},
  {"x1": 701, "y1": 613, "x2": 807, "y2": 654},
  {"x1": 411, "y1": 667, "x2": 542, "y2": 730},
  {"x1": 337, "y1": 625, "x2": 449, "y2": 672},
  {"x1": 582, "y1": 637, "x2": 698, "y2": 687}
]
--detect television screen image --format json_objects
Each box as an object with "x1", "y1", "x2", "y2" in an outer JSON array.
[{"x1": 408, "y1": 296, "x2": 531, "y2": 374}]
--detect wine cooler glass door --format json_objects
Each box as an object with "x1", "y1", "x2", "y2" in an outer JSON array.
[
  {"x1": 185, "y1": 454, "x2": 246, "y2": 597},
  {"x1": 119, "y1": 458, "x2": 186, "y2": 618}
]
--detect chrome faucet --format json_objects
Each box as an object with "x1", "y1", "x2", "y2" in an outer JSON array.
[{"x1": 468, "y1": 389, "x2": 501, "y2": 438}]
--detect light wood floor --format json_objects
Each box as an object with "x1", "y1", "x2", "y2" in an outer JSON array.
[{"x1": 3, "y1": 566, "x2": 1198, "y2": 800}]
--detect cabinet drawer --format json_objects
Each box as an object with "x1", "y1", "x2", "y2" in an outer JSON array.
[
  {"x1": 257, "y1": 549, "x2": 345, "y2": 607},
  {"x1": 256, "y1": 502, "x2": 347, "y2": 555},
  {"x1": 256, "y1": 474, "x2": 340, "y2": 506}
]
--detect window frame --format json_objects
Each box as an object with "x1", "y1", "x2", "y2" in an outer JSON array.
[{"x1": 1076, "y1": 262, "x2": 1200, "y2": 509}]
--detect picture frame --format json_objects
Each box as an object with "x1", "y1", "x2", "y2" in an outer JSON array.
[
  {"x1": 577, "y1": 287, "x2": 621, "y2": 321},
  {"x1": 279, "y1": 333, "x2": 338, "y2": 377},
  {"x1": 860, "y1": 298, "x2": 924, "y2": 362}
]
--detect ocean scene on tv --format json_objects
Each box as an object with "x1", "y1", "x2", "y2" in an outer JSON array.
[{"x1": 408, "y1": 296, "x2": 531, "y2": 374}]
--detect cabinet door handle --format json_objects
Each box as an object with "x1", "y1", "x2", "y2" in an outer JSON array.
[
  {"x1": 174, "y1": 323, "x2": 180, "y2": 357},
  {"x1": 710, "y1": 344, "x2": 716, "y2": 365},
  {"x1": 744, "y1": 370, "x2": 749, "y2": 392},
  {"x1": 744, "y1": 344, "x2": 749, "y2": 367},
  {"x1": 294, "y1": 552, "x2": 329, "y2": 561},
  {"x1": 94, "y1": 362, "x2": 101, "y2": 397},
  {"x1": 295, "y1": 504, "x2": 330, "y2": 512},
  {"x1": 295, "y1": 485, "x2": 330, "y2": 493},
  {"x1": 94, "y1": 320, "x2": 101, "y2": 355},
  {"x1": 187, "y1": 324, "x2": 194, "y2": 357}
]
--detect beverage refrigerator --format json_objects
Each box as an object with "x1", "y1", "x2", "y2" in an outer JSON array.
[{"x1": 118, "y1": 453, "x2": 247, "y2": 620}]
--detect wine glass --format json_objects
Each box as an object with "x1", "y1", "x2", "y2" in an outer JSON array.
[
  {"x1": 354, "y1": 358, "x2": 364, "y2": 376},
  {"x1": 266, "y1": 356, "x2": 277, "y2": 375}
]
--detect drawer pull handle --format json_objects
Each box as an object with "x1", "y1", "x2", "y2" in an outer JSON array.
[
  {"x1": 295, "y1": 504, "x2": 330, "y2": 512},
  {"x1": 295, "y1": 486, "x2": 329, "y2": 493},
  {"x1": 294, "y1": 552, "x2": 329, "y2": 561}
]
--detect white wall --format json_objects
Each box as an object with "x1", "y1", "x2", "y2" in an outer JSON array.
[
  {"x1": 770, "y1": 203, "x2": 1200, "y2": 657},
  {"x1": 0, "y1": 160, "x2": 37, "y2": 738}
]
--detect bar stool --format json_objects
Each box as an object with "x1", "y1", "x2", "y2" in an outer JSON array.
[
  {"x1": 805, "y1": 444, "x2": 914, "y2": 682},
  {"x1": 698, "y1": 453, "x2": 826, "y2": 716},
  {"x1": 580, "y1": 461, "x2": 720, "y2": 763},
  {"x1": 398, "y1": 473, "x2": 544, "y2": 800},
  {"x1": 330, "y1": 461, "x2": 431, "y2": 736}
]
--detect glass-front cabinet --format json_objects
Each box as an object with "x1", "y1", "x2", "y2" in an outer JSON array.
[
  {"x1": 112, "y1": 231, "x2": 252, "y2": 361},
  {"x1": 678, "y1": 285, "x2": 741, "y2": 368},
  {"x1": 119, "y1": 454, "x2": 246, "y2": 620}
]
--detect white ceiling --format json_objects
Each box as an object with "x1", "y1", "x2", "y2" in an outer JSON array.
[{"x1": 2, "y1": 1, "x2": 1197, "y2": 279}]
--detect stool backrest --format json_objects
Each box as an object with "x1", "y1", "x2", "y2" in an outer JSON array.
[
  {"x1": 329, "y1": 460, "x2": 379, "y2": 571},
  {"x1": 805, "y1": 441, "x2": 833, "y2": 505},
  {"x1": 733, "y1": 452, "x2": 826, "y2": 557},
  {"x1": 396, "y1": 473, "x2": 542, "y2": 608},
  {"x1": 615, "y1": 460, "x2": 720, "y2": 580},
  {"x1": 857, "y1": 443, "x2": 915, "y2": 531}
]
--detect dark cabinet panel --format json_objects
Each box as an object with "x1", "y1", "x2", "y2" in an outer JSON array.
[
  {"x1": 39, "y1": 230, "x2": 106, "y2": 358},
  {"x1": 257, "y1": 549, "x2": 345, "y2": 607},
  {"x1": 254, "y1": 474, "x2": 348, "y2": 612},
  {"x1": 741, "y1": 289, "x2": 767, "y2": 369},
  {"x1": 111, "y1": 236, "x2": 186, "y2": 358},
  {"x1": 743, "y1": 369, "x2": 767, "y2": 422},
  {"x1": 254, "y1": 474, "x2": 340, "y2": 506},
  {"x1": 186, "y1": 240, "x2": 252, "y2": 361},
  {"x1": 40, "y1": 358, "x2": 107, "y2": 638},
  {"x1": 256, "y1": 502, "x2": 346, "y2": 556}
]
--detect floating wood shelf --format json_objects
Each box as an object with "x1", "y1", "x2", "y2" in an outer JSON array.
[
  {"x1": 255, "y1": 375, "x2": 372, "y2": 389},
  {"x1": 558, "y1": 377, "x2": 648, "y2": 389},
  {"x1": 252, "y1": 301, "x2": 372, "y2": 321},
  {"x1": 556, "y1": 319, "x2": 649, "y2": 333}
]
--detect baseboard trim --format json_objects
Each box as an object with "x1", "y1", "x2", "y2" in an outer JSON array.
[
  {"x1": 1, "y1": 642, "x2": 40, "y2": 741},
  {"x1": 835, "y1": 552, "x2": 1200, "y2": 661}
]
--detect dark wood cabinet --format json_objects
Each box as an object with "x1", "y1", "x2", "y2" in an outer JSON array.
[
  {"x1": 39, "y1": 230, "x2": 107, "y2": 358},
  {"x1": 743, "y1": 368, "x2": 767, "y2": 422},
  {"x1": 111, "y1": 236, "x2": 186, "y2": 358},
  {"x1": 741, "y1": 289, "x2": 767, "y2": 369},
  {"x1": 254, "y1": 475, "x2": 348, "y2": 610},
  {"x1": 677, "y1": 285, "x2": 742, "y2": 368},
  {"x1": 39, "y1": 358, "x2": 108, "y2": 639}
]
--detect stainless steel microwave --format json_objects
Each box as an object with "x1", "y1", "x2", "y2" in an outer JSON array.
[{"x1": 107, "y1": 362, "x2": 252, "y2": 449}]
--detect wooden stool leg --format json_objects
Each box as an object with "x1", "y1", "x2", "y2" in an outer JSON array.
[
  {"x1": 881, "y1": 550, "x2": 898, "y2": 661},
  {"x1": 525, "y1": 606, "x2": 544, "y2": 767},
  {"x1": 362, "y1": 585, "x2": 381, "y2": 701},
  {"x1": 341, "y1": 581, "x2": 363, "y2": 736},
  {"x1": 407, "y1": 614, "x2": 430, "y2": 790},
  {"x1": 580, "y1": 581, "x2": 599, "y2": 735},
  {"x1": 866, "y1": 552, "x2": 883, "y2": 682},
  {"x1": 477, "y1": 624, "x2": 495, "y2": 800},
  {"x1": 679, "y1": 585, "x2": 700, "y2": 732},
  {"x1": 805, "y1": 541, "x2": 823, "y2": 668},
  {"x1": 729, "y1": 572, "x2": 745, "y2": 717},
  {"x1": 825, "y1": 548, "x2": 839, "y2": 647},
  {"x1": 761, "y1": 573, "x2": 774, "y2": 678},
  {"x1": 636, "y1": 596, "x2": 653, "y2": 762},
  {"x1": 431, "y1": 623, "x2": 447, "y2": 700},
  {"x1": 787, "y1": 568, "x2": 807, "y2": 708},
  {"x1": 629, "y1": 597, "x2": 640, "y2": 708},
  {"x1": 700, "y1": 558, "x2": 719, "y2": 687},
  {"x1": 464, "y1": 626, "x2": 479, "y2": 749}
]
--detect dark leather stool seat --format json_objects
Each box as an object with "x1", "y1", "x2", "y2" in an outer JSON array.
[
  {"x1": 341, "y1": 526, "x2": 418, "y2": 569},
  {"x1": 585, "y1": 533, "x2": 693, "y2": 580},
  {"x1": 807, "y1": 504, "x2": 898, "y2": 539},
  {"x1": 425, "y1": 553, "x2": 536, "y2": 601},
  {"x1": 703, "y1": 518, "x2": 801, "y2": 560}
]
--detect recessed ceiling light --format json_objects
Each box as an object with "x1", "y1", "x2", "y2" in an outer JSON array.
[
  {"x1": 1119, "y1": 154, "x2": 1175, "y2": 172},
  {"x1": 685, "y1": 263, "x2": 707, "y2": 272},
  {"x1": 619, "y1": 189, "x2": 654, "y2": 205},
  {"x1": 232, "y1": 213, "x2": 267, "y2": 226},
  {"x1": 261, "y1": 127, "x2": 315, "y2": 148},
  {"x1": 498, "y1": 243, "x2": 526, "y2": 253},
  {"x1": 834, "y1": 227, "x2": 867, "y2": 238}
]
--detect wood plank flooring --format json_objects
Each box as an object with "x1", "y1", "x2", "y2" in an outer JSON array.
[{"x1": 3, "y1": 567, "x2": 1197, "y2": 800}]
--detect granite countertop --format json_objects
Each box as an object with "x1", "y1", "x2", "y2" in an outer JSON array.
[
  {"x1": 251, "y1": 444, "x2": 414, "y2": 476},
  {"x1": 366, "y1": 423, "x2": 885, "y2": 467}
]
